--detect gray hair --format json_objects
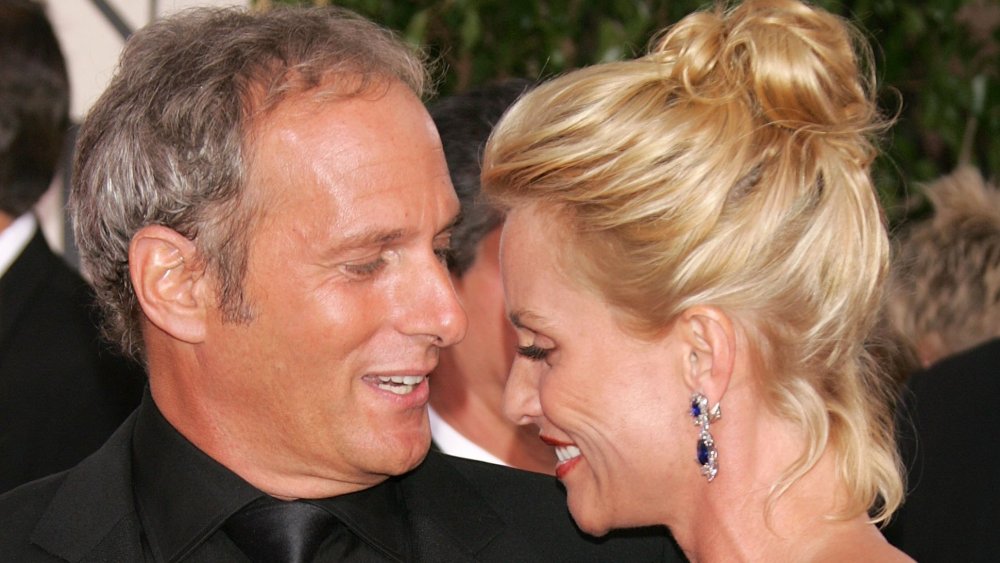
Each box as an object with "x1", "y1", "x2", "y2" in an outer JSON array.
[{"x1": 71, "y1": 6, "x2": 428, "y2": 360}]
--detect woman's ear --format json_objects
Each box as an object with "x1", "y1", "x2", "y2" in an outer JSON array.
[
  {"x1": 129, "y1": 225, "x2": 210, "y2": 344},
  {"x1": 678, "y1": 306, "x2": 736, "y2": 403}
]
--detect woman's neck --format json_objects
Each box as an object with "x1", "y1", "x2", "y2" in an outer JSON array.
[{"x1": 665, "y1": 393, "x2": 904, "y2": 562}]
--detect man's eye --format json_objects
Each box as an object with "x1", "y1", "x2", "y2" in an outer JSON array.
[
  {"x1": 342, "y1": 257, "x2": 387, "y2": 278},
  {"x1": 341, "y1": 249, "x2": 400, "y2": 279},
  {"x1": 517, "y1": 344, "x2": 550, "y2": 361}
]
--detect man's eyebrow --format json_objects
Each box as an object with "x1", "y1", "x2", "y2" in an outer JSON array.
[
  {"x1": 335, "y1": 228, "x2": 404, "y2": 251},
  {"x1": 332, "y1": 212, "x2": 459, "y2": 253}
]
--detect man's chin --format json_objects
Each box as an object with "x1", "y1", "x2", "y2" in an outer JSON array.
[
  {"x1": 379, "y1": 434, "x2": 432, "y2": 477},
  {"x1": 397, "y1": 450, "x2": 430, "y2": 476}
]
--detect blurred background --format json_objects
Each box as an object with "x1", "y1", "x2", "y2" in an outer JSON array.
[
  {"x1": 37, "y1": 0, "x2": 1000, "y2": 259},
  {"x1": 263, "y1": 0, "x2": 999, "y2": 226}
]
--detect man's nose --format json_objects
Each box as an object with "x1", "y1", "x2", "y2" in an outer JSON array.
[{"x1": 401, "y1": 254, "x2": 468, "y2": 347}]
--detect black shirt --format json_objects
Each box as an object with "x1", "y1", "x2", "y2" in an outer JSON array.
[
  {"x1": 883, "y1": 338, "x2": 1000, "y2": 562},
  {"x1": 131, "y1": 392, "x2": 411, "y2": 562}
]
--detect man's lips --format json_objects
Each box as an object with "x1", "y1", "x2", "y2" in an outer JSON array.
[
  {"x1": 362, "y1": 371, "x2": 432, "y2": 403},
  {"x1": 369, "y1": 374, "x2": 426, "y2": 395}
]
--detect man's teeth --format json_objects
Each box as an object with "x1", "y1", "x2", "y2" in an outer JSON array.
[
  {"x1": 555, "y1": 445, "x2": 581, "y2": 462},
  {"x1": 375, "y1": 375, "x2": 425, "y2": 395}
]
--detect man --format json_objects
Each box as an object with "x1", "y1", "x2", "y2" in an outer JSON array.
[
  {"x1": 882, "y1": 166, "x2": 1000, "y2": 561},
  {"x1": 427, "y1": 81, "x2": 557, "y2": 474},
  {"x1": 0, "y1": 0, "x2": 144, "y2": 494},
  {"x1": 0, "y1": 7, "x2": 681, "y2": 561}
]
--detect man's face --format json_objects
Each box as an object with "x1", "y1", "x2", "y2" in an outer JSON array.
[{"x1": 197, "y1": 82, "x2": 467, "y2": 495}]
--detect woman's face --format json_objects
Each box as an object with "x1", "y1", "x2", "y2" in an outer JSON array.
[{"x1": 499, "y1": 204, "x2": 691, "y2": 535}]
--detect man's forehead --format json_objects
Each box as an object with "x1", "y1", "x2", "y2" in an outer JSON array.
[
  {"x1": 249, "y1": 71, "x2": 396, "y2": 122},
  {"x1": 241, "y1": 78, "x2": 456, "y2": 250},
  {"x1": 330, "y1": 188, "x2": 460, "y2": 243},
  {"x1": 248, "y1": 87, "x2": 430, "y2": 165},
  {"x1": 281, "y1": 178, "x2": 457, "y2": 255}
]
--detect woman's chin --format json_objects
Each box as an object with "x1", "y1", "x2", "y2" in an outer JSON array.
[{"x1": 568, "y1": 501, "x2": 613, "y2": 537}]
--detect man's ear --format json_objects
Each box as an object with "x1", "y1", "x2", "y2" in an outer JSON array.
[
  {"x1": 917, "y1": 331, "x2": 945, "y2": 369},
  {"x1": 677, "y1": 306, "x2": 736, "y2": 403},
  {"x1": 129, "y1": 225, "x2": 210, "y2": 344}
]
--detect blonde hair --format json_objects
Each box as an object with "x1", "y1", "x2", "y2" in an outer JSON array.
[
  {"x1": 888, "y1": 166, "x2": 1000, "y2": 362},
  {"x1": 483, "y1": 0, "x2": 901, "y2": 524}
]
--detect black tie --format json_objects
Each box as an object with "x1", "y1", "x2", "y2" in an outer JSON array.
[{"x1": 224, "y1": 496, "x2": 337, "y2": 563}]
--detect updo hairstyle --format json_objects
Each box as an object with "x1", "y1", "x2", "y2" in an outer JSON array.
[{"x1": 483, "y1": 0, "x2": 901, "y2": 523}]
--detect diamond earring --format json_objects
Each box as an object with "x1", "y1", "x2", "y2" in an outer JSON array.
[{"x1": 690, "y1": 392, "x2": 721, "y2": 481}]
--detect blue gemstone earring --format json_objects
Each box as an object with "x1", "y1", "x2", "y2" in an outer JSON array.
[{"x1": 690, "y1": 392, "x2": 721, "y2": 481}]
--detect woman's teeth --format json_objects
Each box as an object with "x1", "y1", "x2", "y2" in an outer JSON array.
[{"x1": 555, "y1": 445, "x2": 581, "y2": 462}]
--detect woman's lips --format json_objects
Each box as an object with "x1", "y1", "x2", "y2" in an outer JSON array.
[
  {"x1": 555, "y1": 454, "x2": 581, "y2": 479},
  {"x1": 541, "y1": 436, "x2": 582, "y2": 479}
]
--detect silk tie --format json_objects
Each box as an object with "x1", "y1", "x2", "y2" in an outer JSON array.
[{"x1": 224, "y1": 496, "x2": 337, "y2": 563}]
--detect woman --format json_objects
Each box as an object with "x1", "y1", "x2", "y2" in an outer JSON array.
[{"x1": 481, "y1": 0, "x2": 909, "y2": 560}]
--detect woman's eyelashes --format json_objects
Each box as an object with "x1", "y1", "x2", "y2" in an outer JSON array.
[{"x1": 517, "y1": 343, "x2": 551, "y2": 361}]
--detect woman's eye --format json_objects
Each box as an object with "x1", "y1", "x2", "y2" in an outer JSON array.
[{"x1": 517, "y1": 344, "x2": 550, "y2": 361}]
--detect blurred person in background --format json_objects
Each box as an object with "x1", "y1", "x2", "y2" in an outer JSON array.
[
  {"x1": 428, "y1": 79, "x2": 556, "y2": 474},
  {"x1": 883, "y1": 166, "x2": 1000, "y2": 561},
  {"x1": 886, "y1": 166, "x2": 1000, "y2": 370},
  {"x1": 0, "y1": 0, "x2": 143, "y2": 495}
]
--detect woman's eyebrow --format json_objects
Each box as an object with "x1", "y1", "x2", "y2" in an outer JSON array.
[{"x1": 509, "y1": 311, "x2": 544, "y2": 330}]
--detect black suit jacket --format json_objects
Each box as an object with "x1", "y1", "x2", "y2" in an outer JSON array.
[
  {"x1": 0, "y1": 412, "x2": 685, "y2": 562},
  {"x1": 0, "y1": 229, "x2": 144, "y2": 493},
  {"x1": 884, "y1": 338, "x2": 1000, "y2": 562}
]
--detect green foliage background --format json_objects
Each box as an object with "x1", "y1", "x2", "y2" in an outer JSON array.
[{"x1": 263, "y1": 0, "x2": 999, "y2": 223}]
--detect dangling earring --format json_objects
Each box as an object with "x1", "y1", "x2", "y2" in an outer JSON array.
[{"x1": 690, "y1": 391, "x2": 721, "y2": 481}]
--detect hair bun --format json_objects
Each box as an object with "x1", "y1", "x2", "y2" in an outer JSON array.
[{"x1": 652, "y1": 0, "x2": 876, "y2": 135}]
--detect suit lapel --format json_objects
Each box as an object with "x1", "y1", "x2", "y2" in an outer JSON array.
[
  {"x1": 399, "y1": 452, "x2": 505, "y2": 561},
  {"x1": 0, "y1": 230, "x2": 56, "y2": 352},
  {"x1": 30, "y1": 414, "x2": 144, "y2": 562}
]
